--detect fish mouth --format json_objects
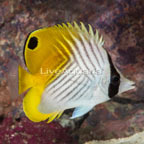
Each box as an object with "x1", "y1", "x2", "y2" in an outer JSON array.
[
  {"x1": 128, "y1": 80, "x2": 136, "y2": 88},
  {"x1": 118, "y1": 79, "x2": 136, "y2": 94},
  {"x1": 127, "y1": 82, "x2": 136, "y2": 92},
  {"x1": 129, "y1": 81, "x2": 136, "y2": 90}
]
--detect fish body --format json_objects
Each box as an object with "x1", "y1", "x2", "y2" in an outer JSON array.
[{"x1": 19, "y1": 22, "x2": 135, "y2": 123}]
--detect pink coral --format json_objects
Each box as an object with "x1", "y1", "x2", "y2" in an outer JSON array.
[{"x1": 0, "y1": 117, "x2": 74, "y2": 144}]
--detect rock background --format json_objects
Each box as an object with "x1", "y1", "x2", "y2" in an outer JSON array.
[
  {"x1": 0, "y1": 0, "x2": 144, "y2": 143},
  {"x1": 85, "y1": 131, "x2": 144, "y2": 144}
]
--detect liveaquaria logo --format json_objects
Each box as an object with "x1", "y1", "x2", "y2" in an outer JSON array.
[
  {"x1": 40, "y1": 67, "x2": 103, "y2": 76},
  {"x1": 39, "y1": 67, "x2": 111, "y2": 87}
]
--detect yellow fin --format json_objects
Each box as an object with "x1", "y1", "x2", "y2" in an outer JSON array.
[
  {"x1": 80, "y1": 22, "x2": 89, "y2": 35},
  {"x1": 47, "y1": 112, "x2": 59, "y2": 123},
  {"x1": 57, "y1": 24, "x2": 63, "y2": 28},
  {"x1": 95, "y1": 29, "x2": 104, "y2": 46},
  {"x1": 62, "y1": 23, "x2": 68, "y2": 28},
  {"x1": 23, "y1": 86, "x2": 50, "y2": 122},
  {"x1": 88, "y1": 24, "x2": 94, "y2": 37},
  {"x1": 73, "y1": 21, "x2": 81, "y2": 30},
  {"x1": 23, "y1": 86, "x2": 64, "y2": 123},
  {"x1": 56, "y1": 111, "x2": 63, "y2": 119},
  {"x1": 47, "y1": 111, "x2": 64, "y2": 123},
  {"x1": 67, "y1": 22, "x2": 73, "y2": 28},
  {"x1": 18, "y1": 65, "x2": 34, "y2": 95}
]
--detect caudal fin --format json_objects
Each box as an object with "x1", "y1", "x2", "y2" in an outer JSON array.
[
  {"x1": 7, "y1": 59, "x2": 19, "y2": 100},
  {"x1": 18, "y1": 65, "x2": 34, "y2": 95}
]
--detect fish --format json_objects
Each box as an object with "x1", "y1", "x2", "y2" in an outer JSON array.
[{"x1": 18, "y1": 22, "x2": 135, "y2": 123}]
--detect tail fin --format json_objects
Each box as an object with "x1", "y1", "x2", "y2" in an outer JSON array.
[
  {"x1": 18, "y1": 65, "x2": 34, "y2": 95},
  {"x1": 7, "y1": 59, "x2": 19, "y2": 100}
]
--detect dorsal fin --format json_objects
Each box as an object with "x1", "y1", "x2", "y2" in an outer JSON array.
[{"x1": 55, "y1": 22, "x2": 104, "y2": 48}]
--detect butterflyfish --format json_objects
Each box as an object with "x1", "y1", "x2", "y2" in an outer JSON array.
[{"x1": 19, "y1": 22, "x2": 135, "y2": 123}]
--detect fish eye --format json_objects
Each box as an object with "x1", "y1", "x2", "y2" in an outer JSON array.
[
  {"x1": 112, "y1": 75, "x2": 120, "y2": 84},
  {"x1": 109, "y1": 75, "x2": 120, "y2": 98},
  {"x1": 28, "y1": 36, "x2": 38, "y2": 50}
]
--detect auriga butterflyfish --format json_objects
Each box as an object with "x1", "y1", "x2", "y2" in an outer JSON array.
[{"x1": 19, "y1": 22, "x2": 135, "y2": 123}]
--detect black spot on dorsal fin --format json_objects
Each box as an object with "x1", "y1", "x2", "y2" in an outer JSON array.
[{"x1": 28, "y1": 37, "x2": 38, "y2": 50}]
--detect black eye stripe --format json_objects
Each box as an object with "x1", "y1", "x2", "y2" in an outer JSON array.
[
  {"x1": 28, "y1": 37, "x2": 38, "y2": 50},
  {"x1": 107, "y1": 52, "x2": 120, "y2": 98}
]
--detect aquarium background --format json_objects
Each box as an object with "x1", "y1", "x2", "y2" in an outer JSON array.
[{"x1": 0, "y1": 0, "x2": 144, "y2": 143}]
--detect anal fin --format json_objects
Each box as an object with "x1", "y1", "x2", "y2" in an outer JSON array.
[{"x1": 47, "y1": 111, "x2": 64, "y2": 123}]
